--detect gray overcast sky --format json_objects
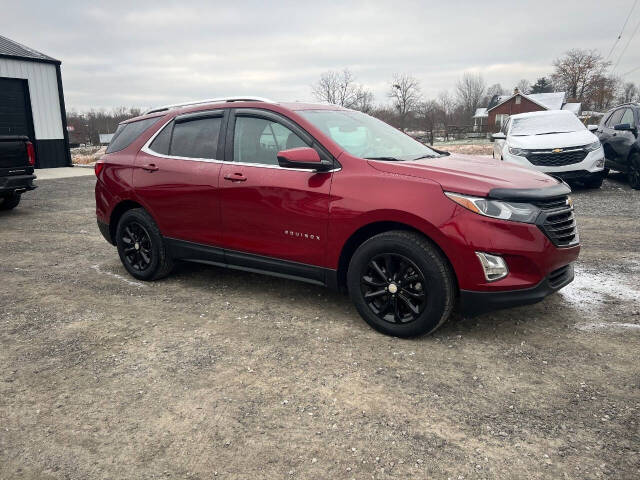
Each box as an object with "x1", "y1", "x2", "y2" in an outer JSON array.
[{"x1": 2, "y1": 0, "x2": 639, "y2": 111}]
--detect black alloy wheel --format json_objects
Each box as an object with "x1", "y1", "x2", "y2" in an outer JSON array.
[
  {"x1": 360, "y1": 253, "x2": 427, "y2": 324},
  {"x1": 347, "y1": 230, "x2": 456, "y2": 337},
  {"x1": 115, "y1": 208, "x2": 173, "y2": 281},
  {"x1": 121, "y1": 221, "x2": 153, "y2": 272}
]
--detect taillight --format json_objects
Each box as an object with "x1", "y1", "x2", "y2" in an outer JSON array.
[
  {"x1": 95, "y1": 162, "x2": 105, "y2": 177},
  {"x1": 26, "y1": 141, "x2": 35, "y2": 166}
]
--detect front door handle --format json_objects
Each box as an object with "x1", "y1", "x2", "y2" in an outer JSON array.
[
  {"x1": 224, "y1": 173, "x2": 247, "y2": 182},
  {"x1": 141, "y1": 163, "x2": 159, "y2": 172}
]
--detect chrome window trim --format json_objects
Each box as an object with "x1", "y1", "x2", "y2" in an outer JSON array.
[
  {"x1": 140, "y1": 115, "x2": 341, "y2": 172},
  {"x1": 141, "y1": 116, "x2": 223, "y2": 163}
]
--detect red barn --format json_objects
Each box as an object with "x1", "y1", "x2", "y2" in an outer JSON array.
[{"x1": 485, "y1": 90, "x2": 579, "y2": 132}]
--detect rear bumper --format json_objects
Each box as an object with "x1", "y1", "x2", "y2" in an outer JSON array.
[
  {"x1": 459, "y1": 263, "x2": 574, "y2": 317},
  {"x1": 0, "y1": 174, "x2": 37, "y2": 195}
]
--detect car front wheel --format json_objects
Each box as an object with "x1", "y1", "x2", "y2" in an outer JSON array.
[
  {"x1": 115, "y1": 208, "x2": 173, "y2": 280},
  {"x1": 347, "y1": 231, "x2": 456, "y2": 337}
]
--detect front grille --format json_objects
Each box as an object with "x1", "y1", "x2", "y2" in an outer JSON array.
[
  {"x1": 534, "y1": 195, "x2": 579, "y2": 247},
  {"x1": 526, "y1": 149, "x2": 587, "y2": 167},
  {"x1": 548, "y1": 264, "x2": 573, "y2": 289}
]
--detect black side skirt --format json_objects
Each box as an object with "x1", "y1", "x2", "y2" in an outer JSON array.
[{"x1": 166, "y1": 237, "x2": 336, "y2": 288}]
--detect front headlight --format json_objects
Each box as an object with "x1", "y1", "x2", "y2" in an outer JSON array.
[
  {"x1": 445, "y1": 192, "x2": 541, "y2": 223},
  {"x1": 584, "y1": 141, "x2": 601, "y2": 152},
  {"x1": 508, "y1": 146, "x2": 528, "y2": 157}
]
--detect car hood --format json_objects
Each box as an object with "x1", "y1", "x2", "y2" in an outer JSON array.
[
  {"x1": 508, "y1": 129, "x2": 597, "y2": 149},
  {"x1": 367, "y1": 154, "x2": 562, "y2": 197}
]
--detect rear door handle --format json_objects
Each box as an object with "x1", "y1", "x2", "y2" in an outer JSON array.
[
  {"x1": 224, "y1": 173, "x2": 247, "y2": 182},
  {"x1": 141, "y1": 163, "x2": 159, "y2": 172}
]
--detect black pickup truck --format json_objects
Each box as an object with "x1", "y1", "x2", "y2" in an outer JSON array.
[{"x1": 0, "y1": 135, "x2": 36, "y2": 210}]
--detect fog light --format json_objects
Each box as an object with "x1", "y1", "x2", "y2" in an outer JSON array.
[
  {"x1": 475, "y1": 252, "x2": 509, "y2": 282},
  {"x1": 595, "y1": 158, "x2": 605, "y2": 169}
]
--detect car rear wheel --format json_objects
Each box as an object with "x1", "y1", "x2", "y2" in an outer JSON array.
[
  {"x1": 116, "y1": 208, "x2": 173, "y2": 280},
  {"x1": 347, "y1": 231, "x2": 456, "y2": 337},
  {"x1": 629, "y1": 153, "x2": 640, "y2": 190},
  {"x1": 0, "y1": 193, "x2": 21, "y2": 210}
]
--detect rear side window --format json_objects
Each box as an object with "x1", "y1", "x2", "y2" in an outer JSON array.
[
  {"x1": 106, "y1": 117, "x2": 159, "y2": 153},
  {"x1": 149, "y1": 122, "x2": 173, "y2": 155},
  {"x1": 170, "y1": 117, "x2": 221, "y2": 159}
]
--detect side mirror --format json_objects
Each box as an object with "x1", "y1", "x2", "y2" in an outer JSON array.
[
  {"x1": 587, "y1": 124, "x2": 598, "y2": 132},
  {"x1": 614, "y1": 123, "x2": 636, "y2": 132},
  {"x1": 277, "y1": 147, "x2": 331, "y2": 171},
  {"x1": 492, "y1": 132, "x2": 506, "y2": 141}
]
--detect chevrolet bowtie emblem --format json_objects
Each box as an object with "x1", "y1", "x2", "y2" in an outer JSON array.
[{"x1": 552, "y1": 148, "x2": 563, "y2": 153}]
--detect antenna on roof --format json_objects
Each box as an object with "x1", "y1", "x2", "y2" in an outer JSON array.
[{"x1": 144, "y1": 96, "x2": 274, "y2": 115}]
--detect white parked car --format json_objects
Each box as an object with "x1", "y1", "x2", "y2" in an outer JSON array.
[{"x1": 492, "y1": 110, "x2": 605, "y2": 188}]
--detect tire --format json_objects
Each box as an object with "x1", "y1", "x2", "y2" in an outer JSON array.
[
  {"x1": 628, "y1": 153, "x2": 640, "y2": 190},
  {"x1": 602, "y1": 167, "x2": 610, "y2": 179},
  {"x1": 115, "y1": 208, "x2": 173, "y2": 280},
  {"x1": 0, "y1": 193, "x2": 21, "y2": 211},
  {"x1": 583, "y1": 176, "x2": 604, "y2": 189},
  {"x1": 347, "y1": 231, "x2": 456, "y2": 338}
]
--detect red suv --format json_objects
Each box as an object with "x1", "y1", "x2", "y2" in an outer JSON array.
[{"x1": 95, "y1": 97, "x2": 579, "y2": 337}]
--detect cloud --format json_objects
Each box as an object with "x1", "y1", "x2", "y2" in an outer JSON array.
[{"x1": 2, "y1": 0, "x2": 636, "y2": 110}]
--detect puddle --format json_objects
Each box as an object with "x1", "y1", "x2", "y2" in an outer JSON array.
[{"x1": 91, "y1": 264, "x2": 146, "y2": 288}]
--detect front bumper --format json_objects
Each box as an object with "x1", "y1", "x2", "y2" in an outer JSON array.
[
  {"x1": 0, "y1": 174, "x2": 37, "y2": 195},
  {"x1": 502, "y1": 147, "x2": 604, "y2": 176},
  {"x1": 459, "y1": 263, "x2": 574, "y2": 316}
]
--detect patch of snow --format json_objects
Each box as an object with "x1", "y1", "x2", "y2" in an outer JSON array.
[
  {"x1": 559, "y1": 265, "x2": 640, "y2": 307},
  {"x1": 91, "y1": 264, "x2": 146, "y2": 288},
  {"x1": 575, "y1": 322, "x2": 640, "y2": 332}
]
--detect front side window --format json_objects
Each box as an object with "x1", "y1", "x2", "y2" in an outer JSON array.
[
  {"x1": 170, "y1": 117, "x2": 221, "y2": 159},
  {"x1": 107, "y1": 117, "x2": 160, "y2": 153},
  {"x1": 234, "y1": 116, "x2": 308, "y2": 165},
  {"x1": 620, "y1": 108, "x2": 635, "y2": 126},
  {"x1": 298, "y1": 109, "x2": 440, "y2": 161},
  {"x1": 606, "y1": 109, "x2": 624, "y2": 127}
]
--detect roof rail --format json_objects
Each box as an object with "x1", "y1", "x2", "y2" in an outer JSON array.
[{"x1": 144, "y1": 96, "x2": 275, "y2": 115}]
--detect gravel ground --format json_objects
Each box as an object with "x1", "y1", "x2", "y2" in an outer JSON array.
[{"x1": 1, "y1": 172, "x2": 639, "y2": 479}]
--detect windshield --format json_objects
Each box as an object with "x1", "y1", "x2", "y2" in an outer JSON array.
[
  {"x1": 298, "y1": 109, "x2": 439, "y2": 161},
  {"x1": 510, "y1": 114, "x2": 586, "y2": 136}
]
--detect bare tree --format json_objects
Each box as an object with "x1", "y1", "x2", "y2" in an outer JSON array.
[
  {"x1": 486, "y1": 83, "x2": 506, "y2": 98},
  {"x1": 388, "y1": 73, "x2": 422, "y2": 131},
  {"x1": 437, "y1": 90, "x2": 455, "y2": 127},
  {"x1": 312, "y1": 69, "x2": 374, "y2": 112},
  {"x1": 456, "y1": 72, "x2": 486, "y2": 122},
  {"x1": 415, "y1": 100, "x2": 440, "y2": 144},
  {"x1": 618, "y1": 81, "x2": 638, "y2": 103},
  {"x1": 516, "y1": 79, "x2": 531, "y2": 94},
  {"x1": 552, "y1": 49, "x2": 610, "y2": 100},
  {"x1": 587, "y1": 74, "x2": 619, "y2": 111}
]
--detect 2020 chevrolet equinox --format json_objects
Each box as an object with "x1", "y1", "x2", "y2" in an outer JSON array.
[{"x1": 95, "y1": 97, "x2": 579, "y2": 337}]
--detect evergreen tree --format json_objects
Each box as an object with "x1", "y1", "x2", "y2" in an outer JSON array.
[{"x1": 530, "y1": 77, "x2": 553, "y2": 94}]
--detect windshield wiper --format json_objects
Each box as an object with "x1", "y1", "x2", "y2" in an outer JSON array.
[
  {"x1": 412, "y1": 154, "x2": 439, "y2": 160},
  {"x1": 534, "y1": 131, "x2": 572, "y2": 135},
  {"x1": 365, "y1": 156, "x2": 402, "y2": 161}
]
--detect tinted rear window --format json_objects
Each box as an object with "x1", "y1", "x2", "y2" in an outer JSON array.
[
  {"x1": 149, "y1": 122, "x2": 173, "y2": 155},
  {"x1": 170, "y1": 117, "x2": 221, "y2": 159},
  {"x1": 106, "y1": 117, "x2": 160, "y2": 153}
]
